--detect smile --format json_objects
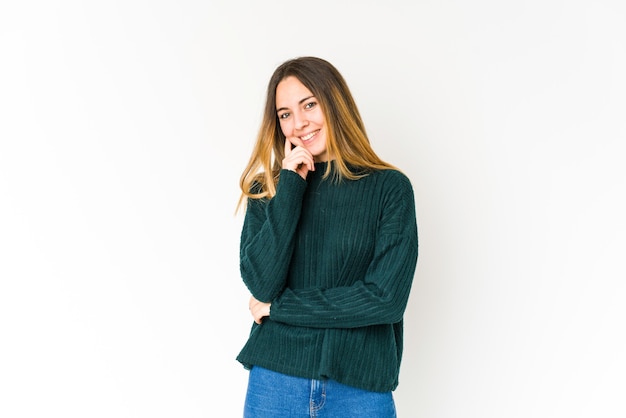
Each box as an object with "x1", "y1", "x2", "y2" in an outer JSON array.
[{"x1": 300, "y1": 130, "x2": 320, "y2": 141}]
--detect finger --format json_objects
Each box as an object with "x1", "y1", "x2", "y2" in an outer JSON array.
[
  {"x1": 284, "y1": 137, "x2": 292, "y2": 157},
  {"x1": 291, "y1": 147, "x2": 315, "y2": 172},
  {"x1": 301, "y1": 152, "x2": 314, "y2": 173},
  {"x1": 251, "y1": 306, "x2": 263, "y2": 324}
]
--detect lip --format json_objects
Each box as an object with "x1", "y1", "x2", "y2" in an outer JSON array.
[{"x1": 300, "y1": 130, "x2": 320, "y2": 142}]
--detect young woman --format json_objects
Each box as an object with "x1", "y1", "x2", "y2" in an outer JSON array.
[{"x1": 237, "y1": 56, "x2": 418, "y2": 417}]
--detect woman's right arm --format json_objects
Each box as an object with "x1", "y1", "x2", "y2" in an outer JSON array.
[{"x1": 239, "y1": 169, "x2": 307, "y2": 302}]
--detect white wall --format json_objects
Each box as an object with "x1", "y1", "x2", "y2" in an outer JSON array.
[{"x1": 1, "y1": 1, "x2": 624, "y2": 417}]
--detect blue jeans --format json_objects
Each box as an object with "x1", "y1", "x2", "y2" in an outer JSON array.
[{"x1": 243, "y1": 366, "x2": 397, "y2": 417}]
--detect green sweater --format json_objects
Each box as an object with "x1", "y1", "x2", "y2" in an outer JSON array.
[{"x1": 237, "y1": 161, "x2": 418, "y2": 392}]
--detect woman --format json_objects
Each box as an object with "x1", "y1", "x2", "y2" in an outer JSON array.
[{"x1": 237, "y1": 56, "x2": 418, "y2": 417}]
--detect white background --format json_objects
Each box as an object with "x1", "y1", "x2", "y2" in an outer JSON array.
[{"x1": 1, "y1": 1, "x2": 625, "y2": 417}]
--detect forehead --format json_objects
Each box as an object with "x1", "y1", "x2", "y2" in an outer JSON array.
[{"x1": 275, "y1": 76, "x2": 313, "y2": 105}]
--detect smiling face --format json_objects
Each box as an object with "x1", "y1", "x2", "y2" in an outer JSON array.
[{"x1": 275, "y1": 76, "x2": 330, "y2": 162}]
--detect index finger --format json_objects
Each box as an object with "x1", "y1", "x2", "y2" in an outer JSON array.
[{"x1": 284, "y1": 137, "x2": 292, "y2": 157}]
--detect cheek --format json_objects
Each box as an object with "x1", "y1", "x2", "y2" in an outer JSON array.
[
  {"x1": 278, "y1": 120, "x2": 289, "y2": 136},
  {"x1": 313, "y1": 109, "x2": 326, "y2": 126}
]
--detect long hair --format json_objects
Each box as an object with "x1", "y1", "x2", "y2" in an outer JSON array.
[{"x1": 237, "y1": 56, "x2": 395, "y2": 212}]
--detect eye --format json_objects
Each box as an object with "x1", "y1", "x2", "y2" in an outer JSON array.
[
  {"x1": 278, "y1": 112, "x2": 290, "y2": 120},
  {"x1": 304, "y1": 101, "x2": 317, "y2": 110}
]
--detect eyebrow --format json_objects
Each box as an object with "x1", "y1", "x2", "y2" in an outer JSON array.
[{"x1": 276, "y1": 95, "x2": 315, "y2": 113}]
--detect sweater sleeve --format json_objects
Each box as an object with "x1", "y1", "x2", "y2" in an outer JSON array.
[
  {"x1": 269, "y1": 172, "x2": 419, "y2": 328},
  {"x1": 239, "y1": 170, "x2": 307, "y2": 302}
]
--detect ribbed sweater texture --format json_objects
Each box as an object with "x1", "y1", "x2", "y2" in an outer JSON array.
[{"x1": 237, "y1": 161, "x2": 418, "y2": 392}]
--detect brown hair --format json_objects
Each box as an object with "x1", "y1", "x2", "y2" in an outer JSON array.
[{"x1": 237, "y1": 56, "x2": 394, "y2": 211}]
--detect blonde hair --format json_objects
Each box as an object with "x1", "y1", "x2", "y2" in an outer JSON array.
[{"x1": 237, "y1": 56, "x2": 395, "y2": 212}]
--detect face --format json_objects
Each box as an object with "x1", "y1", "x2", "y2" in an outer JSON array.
[{"x1": 275, "y1": 76, "x2": 330, "y2": 162}]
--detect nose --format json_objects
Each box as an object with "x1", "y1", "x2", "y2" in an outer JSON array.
[{"x1": 293, "y1": 110, "x2": 309, "y2": 130}]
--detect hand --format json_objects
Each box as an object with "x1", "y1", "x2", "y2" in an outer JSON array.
[
  {"x1": 249, "y1": 295, "x2": 271, "y2": 325},
  {"x1": 282, "y1": 137, "x2": 314, "y2": 180}
]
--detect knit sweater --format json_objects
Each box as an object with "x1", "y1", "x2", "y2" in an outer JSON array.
[{"x1": 237, "y1": 161, "x2": 418, "y2": 392}]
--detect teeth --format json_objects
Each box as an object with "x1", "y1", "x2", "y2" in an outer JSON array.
[{"x1": 301, "y1": 130, "x2": 318, "y2": 141}]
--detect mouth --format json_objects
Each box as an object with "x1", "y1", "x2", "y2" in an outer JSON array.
[{"x1": 299, "y1": 130, "x2": 320, "y2": 142}]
